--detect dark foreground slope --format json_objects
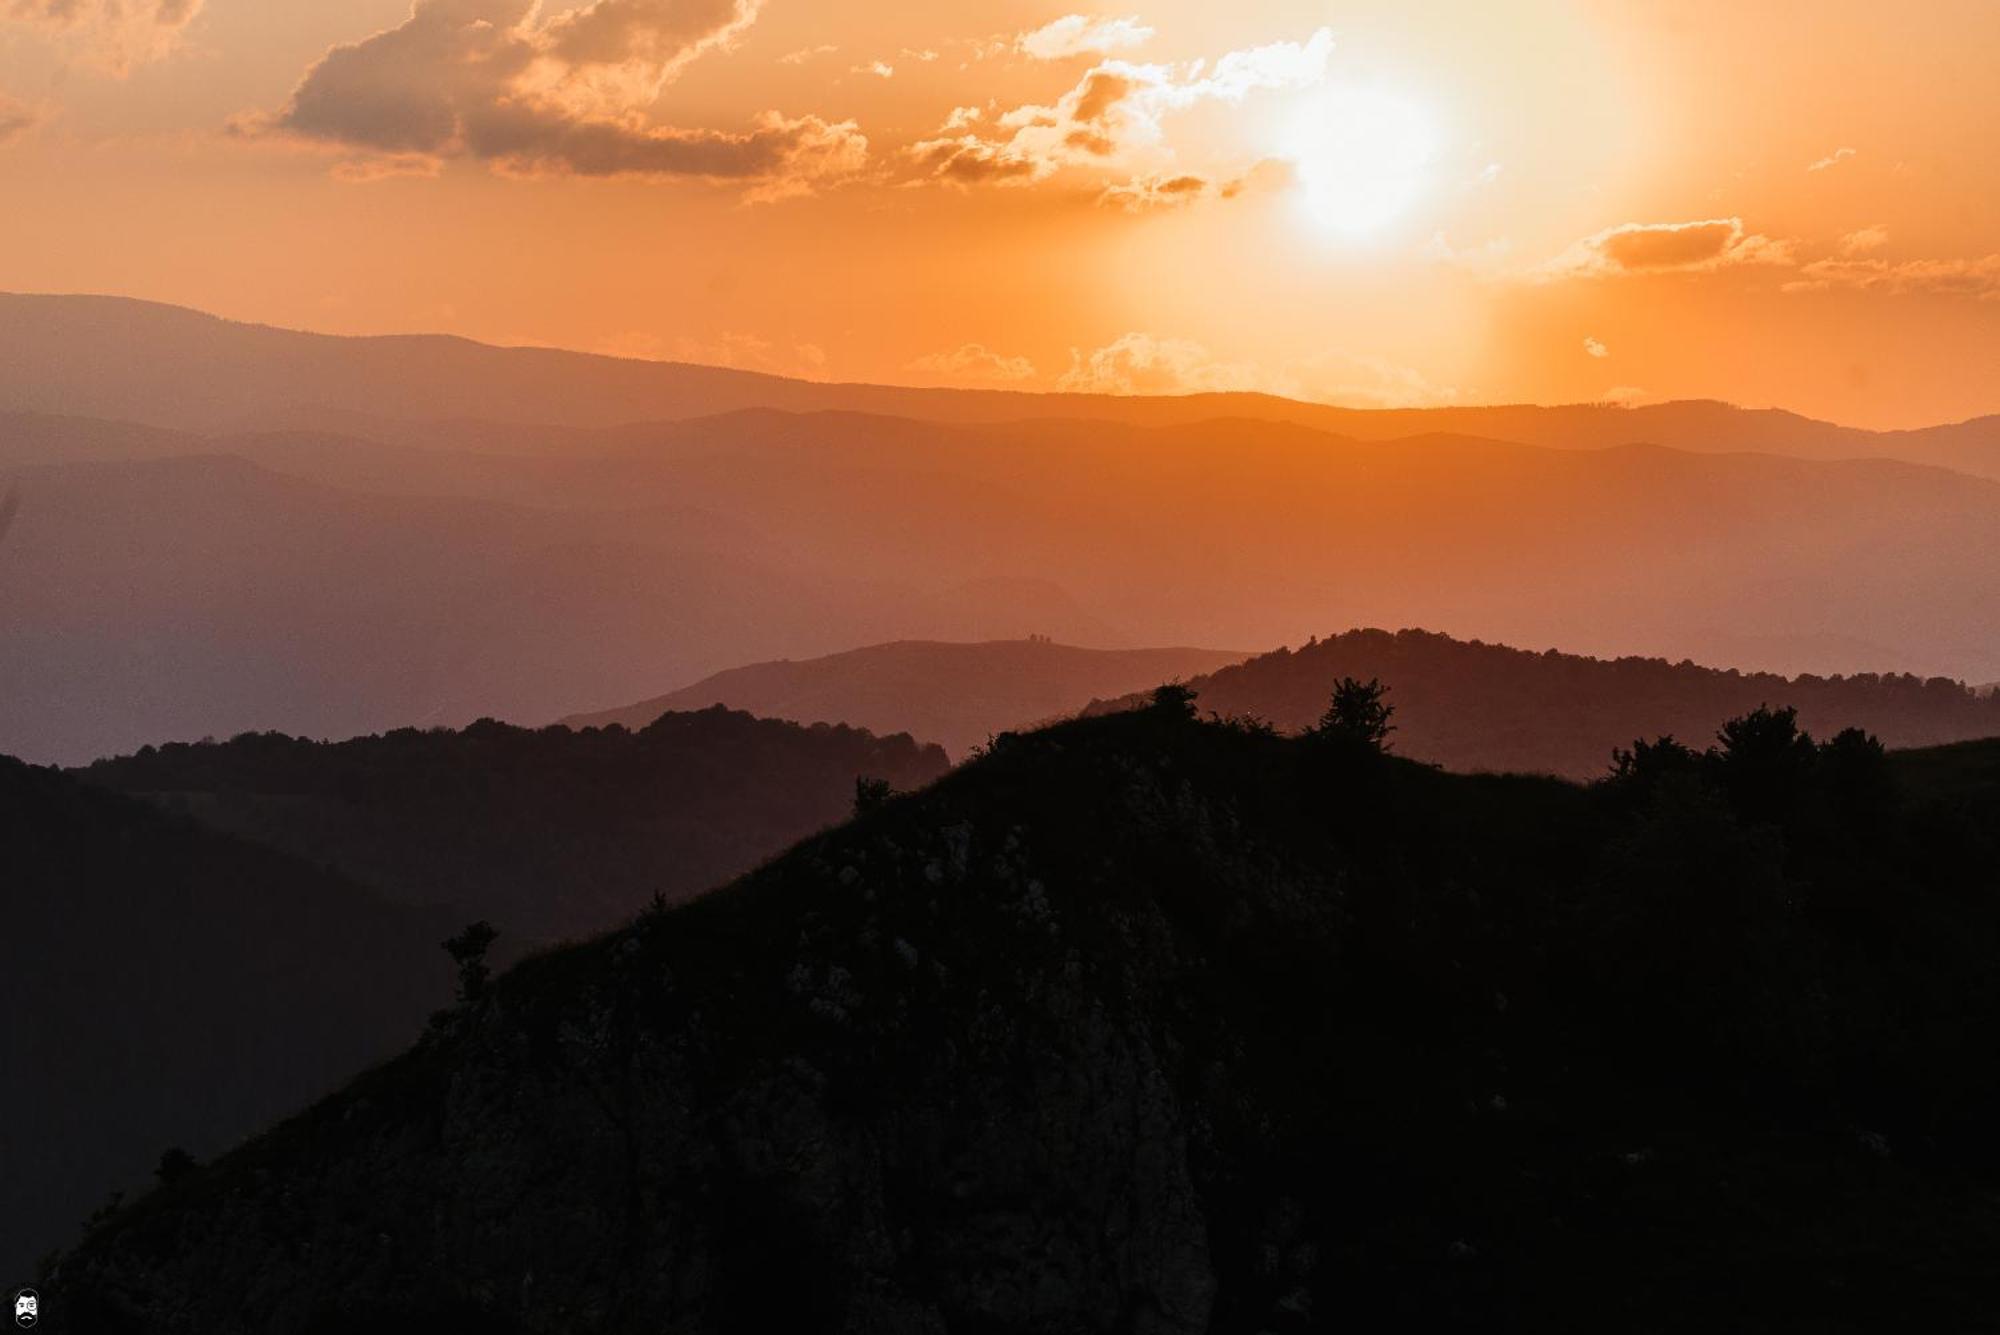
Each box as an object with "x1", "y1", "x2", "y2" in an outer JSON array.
[
  {"x1": 47, "y1": 709, "x2": 2000, "y2": 1332},
  {"x1": 83, "y1": 709, "x2": 950, "y2": 941},
  {"x1": 0, "y1": 757, "x2": 459, "y2": 1282},
  {"x1": 1089, "y1": 628, "x2": 2000, "y2": 778},
  {"x1": 560, "y1": 638, "x2": 1249, "y2": 760}
]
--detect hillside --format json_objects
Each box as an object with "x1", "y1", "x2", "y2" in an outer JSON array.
[
  {"x1": 1086, "y1": 628, "x2": 2000, "y2": 779},
  {"x1": 560, "y1": 639, "x2": 1249, "y2": 760},
  {"x1": 9, "y1": 408, "x2": 2000, "y2": 763},
  {"x1": 0, "y1": 450, "x2": 1107, "y2": 764},
  {"x1": 0, "y1": 754, "x2": 459, "y2": 1282},
  {"x1": 45, "y1": 702, "x2": 2000, "y2": 1332},
  {"x1": 2, "y1": 294, "x2": 1995, "y2": 476},
  {"x1": 82, "y1": 709, "x2": 950, "y2": 942}
]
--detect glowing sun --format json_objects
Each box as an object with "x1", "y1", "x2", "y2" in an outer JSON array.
[{"x1": 1283, "y1": 86, "x2": 1437, "y2": 235}]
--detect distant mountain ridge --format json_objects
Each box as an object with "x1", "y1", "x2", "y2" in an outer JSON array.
[
  {"x1": 1088, "y1": 628, "x2": 2000, "y2": 778},
  {"x1": 82, "y1": 707, "x2": 951, "y2": 941},
  {"x1": 10, "y1": 406, "x2": 2000, "y2": 762},
  {"x1": 2, "y1": 293, "x2": 1995, "y2": 476},
  {"x1": 561, "y1": 639, "x2": 1250, "y2": 760}
]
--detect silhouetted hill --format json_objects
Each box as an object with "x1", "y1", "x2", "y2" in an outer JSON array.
[
  {"x1": 46, "y1": 704, "x2": 2000, "y2": 1332},
  {"x1": 9, "y1": 407, "x2": 2000, "y2": 763},
  {"x1": 1084, "y1": 628, "x2": 2000, "y2": 779},
  {"x1": 561, "y1": 639, "x2": 1248, "y2": 760},
  {"x1": 82, "y1": 709, "x2": 950, "y2": 941},
  {"x1": 0, "y1": 451, "x2": 1107, "y2": 763},
  {"x1": 0, "y1": 754, "x2": 459, "y2": 1282},
  {"x1": 3, "y1": 294, "x2": 1994, "y2": 475}
]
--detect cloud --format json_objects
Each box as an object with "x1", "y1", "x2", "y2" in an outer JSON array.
[
  {"x1": 260, "y1": 0, "x2": 866, "y2": 198},
  {"x1": 1098, "y1": 171, "x2": 1213, "y2": 211},
  {"x1": 330, "y1": 152, "x2": 443, "y2": 183},
  {"x1": 1807, "y1": 146, "x2": 1856, "y2": 172},
  {"x1": 1056, "y1": 333, "x2": 1462, "y2": 406},
  {"x1": 904, "y1": 133, "x2": 1044, "y2": 184},
  {"x1": 1058, "y1": 333, "x2": 1262, "y2": 395},
  {"x1": 1537, "y1": 217, "x2": 1795, "y2": 279},
  {"x1": 851, "y1": 60, "x2": 894, "y2": 79},
  {"x1": 909, "y1": 27, "x2": 1332, "y2": 189},
  {"x1": 777, "y1": 43, "x2": 835, "y2": 65},
  {"x1": 1838, "y1": 224, "x2": 1889, "y2": 255},
  {"x1": 3, "y1": 0, "x2": 202, "y2": 71},
  {"x1": 906, "y1": 343, "x2": 1038, "y2": 383},
  {"x1": 601, "y1": 328, "x2": 828, "y2": 377},
  {"x1": 0, "y1": 91, "x2": 40, "y2": 142},
  {"x1": 1583, "y1": 336, "x2": 1608, "y2": 359},
  {"x1": 1017, "y1": 14, "x2": 1155, "y2": 60},
  {"x1": 1097, "y1": 159, "x2": 1284, "y2": 211},
  {"x1": 1782, "y1": 253, "x2": 2000, "y2": 300}
]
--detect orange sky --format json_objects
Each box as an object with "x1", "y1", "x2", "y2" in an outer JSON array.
[{"x1": 0, "y1": 0, "x2": 1994, "y2": 428}]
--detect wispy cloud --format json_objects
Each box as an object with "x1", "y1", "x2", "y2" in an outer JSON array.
[
  {"x1": 1783, "y1": 254, "x2": 2000, "y2": 300},
  {"x1": 0, "y1": 91, "x2": 40, "y2": 143},
  {"x1": 778, "y1": 44, "x2": 836, "y2": 65},
  {"x1": 1017, "y1": 14, "x2": 1155, "y2": 60},
  {"x1": 907, "y1": 343, "x2": 1038, "y2": 383},
  {"x1": 1807, "y1": 146, "x2": 1856, "y2": 172},
  {"x1": 1583, "y1": 336, "x2": 1609, "y2": 358},
  {"x1": 1838, "y1": 224, "x2": 1889, "y2": 255},
  {"x1": 909, "y1": 27, "x2": 1333, "y2": 190},
  {"x1": 3, "y1": 0, "x2": 203, "y2": 72},
  {"x1": 1056, "y1": 332, "x2": 1461, "y2": 408}
]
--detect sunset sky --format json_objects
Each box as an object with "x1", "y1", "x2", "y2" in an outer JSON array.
[{"x1": 0, "y1": 0, "x2": 1993, "y2": 428}]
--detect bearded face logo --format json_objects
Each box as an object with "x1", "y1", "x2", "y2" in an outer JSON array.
[{"x1": 12, "y1": 1289, "x2": 37, "y2": 1329}]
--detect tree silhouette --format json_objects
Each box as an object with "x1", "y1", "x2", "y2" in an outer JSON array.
[
  {"x1": 443, "y1": 921, "x2": 499, "y2": 1006},
  {"x1": 1314, "y1": 676, "x2": 1396, "y2": 750},
  {"x1": 853, "y1": 776, "x2": 894, "y2": 816},
  {"x1": 1149, "y1": 682, "x2": 1198, "y2": 718}
]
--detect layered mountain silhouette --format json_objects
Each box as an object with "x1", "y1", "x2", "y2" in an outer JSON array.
[
  {"x1": 8, "y1": 398, "x2": 2000, "y2": 763},
  {"x1": 7, "y1": 708, "x2": 944, "y2": 1279},
  {"x1": 3, "y1": 294, "x2": 1996, "y2": 477},
  {"x1": 0, "y1": 754, "x2": 459, "y2": 1283},
  {"x1": 81, "y1": 709, "x2": 950, "y2": 942},
  {"x1": 1087, "y1": 628, "x2": 2000, "y2": 779},
  {"x1": 46, "y1": 706, "x2": 2000, "y2": 1331},
  {"x1": 561, "y1": 639, "x2": 1248, "y2": 760}
]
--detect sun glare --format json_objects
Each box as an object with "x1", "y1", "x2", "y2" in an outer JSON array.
[{"x1": 1284, "y1": 85, "x2": 1437, "y2": 235}]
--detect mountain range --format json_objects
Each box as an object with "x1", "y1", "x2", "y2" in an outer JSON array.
[
  {"x1": 45, "y1": 702, "x2": 2000, "y2": 1332},
  {"x1": 3, "y1": 293, "x2": 1996, "y2": 477},
  {"x1": 81, "y1": 708, "x2": 949, "y2": 941},
  {"x1": 1085, "y1": 628, "x2": 2000, "y2": 780},
  {"x1": 560, "y1": 639, "x2": 1248, "y2": 760},
  {"x1": 5, "y1": 709, "x2": 944, "y2": 1280},
  {"x1": 8, "y1": 387, "x2": 2000, "y2": 762}
]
